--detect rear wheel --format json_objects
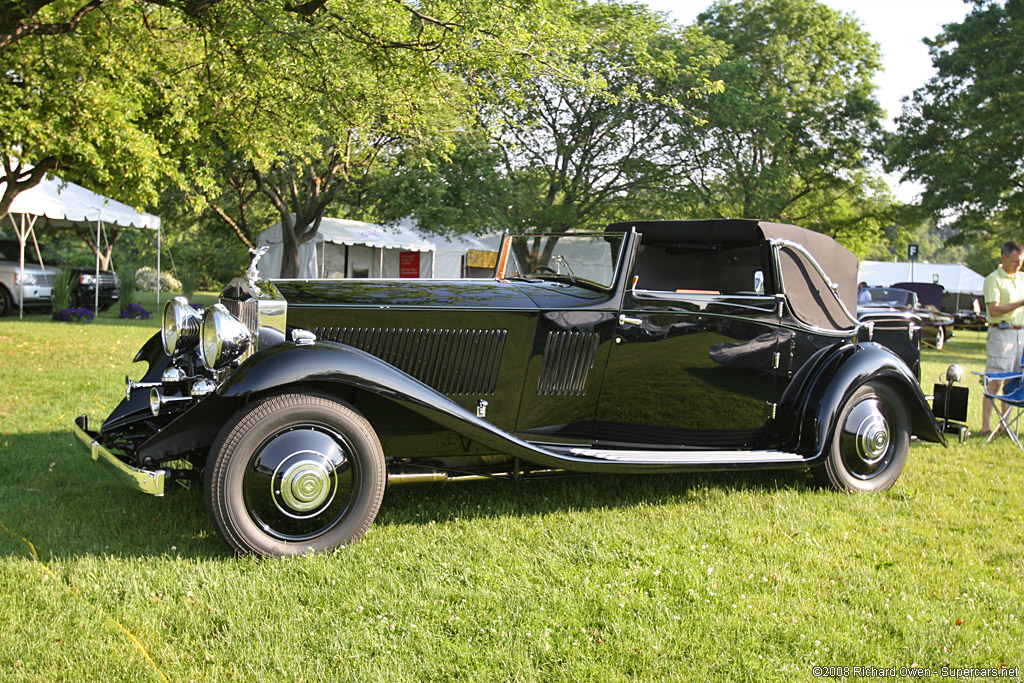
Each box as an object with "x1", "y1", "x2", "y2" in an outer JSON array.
[
  {"x1": 815, "y1": 382, "x2": 910, "y2": 492},
  {"x1": 205, "y1": 393, "x2": 386, "y2": 557}
]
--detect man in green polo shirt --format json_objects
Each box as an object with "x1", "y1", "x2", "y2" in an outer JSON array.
[{"x1": 982, "y1": 240, "x2": 1024, "y2": 435}]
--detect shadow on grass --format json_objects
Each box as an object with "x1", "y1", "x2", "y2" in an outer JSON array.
[{"x1": 0, "y1": 430, "x2": 812, "y2": 561}]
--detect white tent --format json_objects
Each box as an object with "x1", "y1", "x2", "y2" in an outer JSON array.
[
  {"x1": 859, "y1": 260, "x2": 986, "y2": 311},
  {"x1": 258, "y1": 217, "x2": 437, "y2": 279},
  {"x1": 4, "y1": 171, "x2": 162, "y2": 317},
  {"x1": 859, "y1": 261, "x2": 985, "y2": 295}
]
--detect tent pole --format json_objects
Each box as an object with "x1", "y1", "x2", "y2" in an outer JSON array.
[
  {"x1": 95, "y1": 218, "x2": 102, "y2": 314},
  {"x1": 17, "y1": 214, "x2": 26, "y2": 319},
  {"x1": 156, "y1": 225, "x2": 161, "y2": 313}
]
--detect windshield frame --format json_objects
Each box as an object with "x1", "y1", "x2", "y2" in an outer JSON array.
[{"x1": 494, "y1": 232, "x2": 626, "y2": 292}]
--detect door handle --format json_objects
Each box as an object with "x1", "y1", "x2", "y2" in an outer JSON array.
[{"x1": 618, "y1": 314, "x2": 643, "y2": 326}]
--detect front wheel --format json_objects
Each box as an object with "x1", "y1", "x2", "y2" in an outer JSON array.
[
  {"x1": 205, "y1": 393, "x2": 386, "y2": 557},
  {"x1": 933, "y1": 326, "x2": 945, "y2": 350},
  {"x1": 0, "y1": 285, "x2": 11, "y2": 317},
  {"x1": 815, "y1": 382, "x2": 910, "y2": 492}
]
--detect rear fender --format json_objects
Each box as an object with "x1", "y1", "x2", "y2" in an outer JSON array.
[{"x1": 776, "y1": 341, "x2": 944, "y2": 460}]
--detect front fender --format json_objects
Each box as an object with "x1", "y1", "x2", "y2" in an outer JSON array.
[
  {"x1": 778, "y1": 341, "x2": 945, "y2": 460},
  {"x1": 137, "y1": 341, "x2": 622, "y2": 472}
]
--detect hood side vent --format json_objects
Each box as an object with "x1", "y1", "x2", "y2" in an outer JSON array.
[
  {"x1": 537, "y1": 331, "x2": 599, "y2": 396},
  {"x1": 314, "y1": 327, "x2": 507, "y2": 396}
]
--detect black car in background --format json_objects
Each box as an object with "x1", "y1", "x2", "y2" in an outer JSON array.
[
  {"x1": 74, "y1": 219, "x2": 944, "y2": 557},
  {"x1": 0, "y1": 237, "x2": 118, "y2": 312},
  {"x1": 859, "y1": 285, "x2": 955, "y2": 350}
]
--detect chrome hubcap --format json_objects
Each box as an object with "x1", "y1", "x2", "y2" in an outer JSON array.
[
  {"x1": 243, "y1": 425, "x2": 356, "y2": 541},
  {"x1": 276, "y1": 454, "x2": 334, "y2": 515},
  {"x1": 840, "y1": 398, "x2": 892, "y2": 479}
]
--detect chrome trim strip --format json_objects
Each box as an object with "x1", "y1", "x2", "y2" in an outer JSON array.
[
  {"x1": 72, "y1": 416, "x2": 165, "y2": 496},
  {"x1": 561, "y1": 447, "x2": 805, "y2": 465}
]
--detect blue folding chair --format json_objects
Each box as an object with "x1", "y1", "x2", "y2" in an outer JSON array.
[{"x1": 974, "y1": 370, "x2": 1024, "y2": 448}]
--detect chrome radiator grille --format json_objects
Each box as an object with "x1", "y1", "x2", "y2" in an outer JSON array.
[
  {"x1": 220, "y1": 297, "x2": 260, "y2": 361},
  {"x1": 313, "y1": 326, "x2": 507, "y2": 396},
  {"x1": 537, "y1": 331, "x2": 599, "y2": 396}
]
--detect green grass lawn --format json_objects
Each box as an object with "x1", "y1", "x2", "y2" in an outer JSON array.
[{"x1": 0, "y1": 313, "x2": 1021, "y2": 682}]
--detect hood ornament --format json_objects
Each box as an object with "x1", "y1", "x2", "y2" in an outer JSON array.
[{"x1": 246, "y1": 245, "x2": 269, "y2": 295}]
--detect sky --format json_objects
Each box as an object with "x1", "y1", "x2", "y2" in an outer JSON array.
[{"x1": 641, "y1": 0, "x2": 973, "y2": 201}]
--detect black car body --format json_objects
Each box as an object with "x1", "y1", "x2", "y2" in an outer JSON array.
[
  {"x1": 859, "y1": 286, "x2": 955, "y2": 350},
  {"x1": 74, "y1": 219, "x2": 944, "y2": 557}
]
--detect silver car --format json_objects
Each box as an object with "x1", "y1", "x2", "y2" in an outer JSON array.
[{"x1": 0, "y1": 238, "x2": 58, "y2": 316}]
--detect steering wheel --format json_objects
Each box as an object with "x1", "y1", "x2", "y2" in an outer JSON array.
[{"x1": 531, "y1": 265, "x2": 557, "y2": 274}]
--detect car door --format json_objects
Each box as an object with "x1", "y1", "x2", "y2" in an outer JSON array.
[{"x1": 593, "y1": 243, "x2": 785, "y2": 447}]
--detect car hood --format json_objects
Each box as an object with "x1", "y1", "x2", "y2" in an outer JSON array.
[{"x1": 271, "y1": 278, "x2": 612, "y2": 311}]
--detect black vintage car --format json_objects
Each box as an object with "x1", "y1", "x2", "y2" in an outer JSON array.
[{"x1": 73, "y1": 219, "x2": 944, "y2": 557}]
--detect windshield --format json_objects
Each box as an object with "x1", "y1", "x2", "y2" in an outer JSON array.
[
  {"x1": 866, "y1": 288, "x2": 915, "y2": 307},
  {"x1": 499, "y1": 233, "x2": 624, "y2": 289}
]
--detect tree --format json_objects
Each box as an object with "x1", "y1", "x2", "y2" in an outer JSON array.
[
  {"x1": 0, "y1": 1, "x2": 202, "y2": 237},
  {"x1": 187, "y1": 0, "x2": 581, "y2": 277},
  {"x1": 887, "y1": 0, "x2": 1024, "y2": 241},
  {"x1": 469, "y1": 1, "x2": 724, "y2": 236},
  {"x1": 673, "y1": 0, "x2": 891, "y2": 249}
]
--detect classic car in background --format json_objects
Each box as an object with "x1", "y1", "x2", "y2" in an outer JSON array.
[
  {"x1": 0, "y1": 236, "x2": 119, "y2": 314},
  {"x1": 74, "y1": 219, "x2": 945, "y2": 557},
  {"x1": 859, "y1": 285, "x2": 956, "y2": 350}
]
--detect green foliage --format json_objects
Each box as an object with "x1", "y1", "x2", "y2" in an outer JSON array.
[
  {"x1": 183, "y1": 0, "x2": 583, "y2": 276},
  {"x1": 474, "y1": 1, "x2": 725, "y2": 234},
  {"x1": 887, "y1": 0, "x2": 1024, "y2": 239},
  {"x1": 115, "y1": 263, "x2": 137, "y2": 307},
  {"x1": 50, "y1": 267, "x2": 74, "y2": 312},
  {"x1": 0, "y1": 1, "x2": 198, "y2": 214},
  {"x1": 675, "y1": 0, "x2": 892, "y2": 251},
  {"x1": 178, "y1": 269, "x2": 198, "y2": 298}
]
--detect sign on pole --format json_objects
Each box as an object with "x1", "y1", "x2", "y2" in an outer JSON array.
[{"x1": 908, "y1": 244, "x2": 919, "y2": 261}]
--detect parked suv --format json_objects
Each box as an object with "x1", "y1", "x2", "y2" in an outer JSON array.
[
  {"x1": 0, "y1": 238, "x2": 58, "y2": 316},
  {"x1": 0, "y1": 236, "x2": 119, "y2": 315}
]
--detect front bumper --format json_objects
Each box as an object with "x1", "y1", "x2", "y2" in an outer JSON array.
[{"x1": 73, "y1": 415, "x2": 165, "y2": 496}]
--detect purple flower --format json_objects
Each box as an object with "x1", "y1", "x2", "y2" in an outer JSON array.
[
  {"x1": 118, "y1": 302, "x2": 152, "y2": 320},
  {"x1": 54, "y1": 307, "x2": 95, "y2": 323}
]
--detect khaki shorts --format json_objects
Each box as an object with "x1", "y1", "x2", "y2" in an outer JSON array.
[{"x1": 986, "y1": 325, "x2": 1024, "y2": 373}]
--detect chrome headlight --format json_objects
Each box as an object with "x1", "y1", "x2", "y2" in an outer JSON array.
[
  {"x1": 162, "y1": 296, "x2": 202, "y2": 356},
  {"x1": 199, "y1": 303, "x2": 252, "y2": 370},
  {"x1": 79, "y1": 273, "x2": 96, "y2": 285},
  {"x1": 15, "y1": 272, "x2": 36, "y2": 286}
]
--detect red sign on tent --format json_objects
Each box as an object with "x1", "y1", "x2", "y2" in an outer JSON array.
[{"x1": 399, "y1": 251, "x2": 419, "y2": 278}]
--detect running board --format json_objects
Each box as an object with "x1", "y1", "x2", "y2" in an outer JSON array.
[{"x1": 544, "y1": 445, "x2": 809, "y2": 467}]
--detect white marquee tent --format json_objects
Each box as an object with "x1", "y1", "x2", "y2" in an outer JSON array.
[
  {"x1": 858, "y1": 261, "x2": 985, "y2": 294},
  {"x1": 858, "y1": 260, "x2": 986, "y2": 311},
  {"x1": 258, "y1": 217, "x2": 438, "y2": 279},
  {"x1": 4, "y1": 171, "x2": 162, "y2": 317}
]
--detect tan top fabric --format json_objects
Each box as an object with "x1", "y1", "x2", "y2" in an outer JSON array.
[{"x1": 984, "y1": 265, "x2": 1024, "y2": 325}]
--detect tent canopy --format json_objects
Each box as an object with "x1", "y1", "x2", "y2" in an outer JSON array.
[
  {"x1": 7, "y1": 173, "x2": 161, "y2": 230},
  {"x1": 3, "y1": 169, "x2": 162, "y2": 317},
  {"x1": 858, "y1": 261, "x2": 985, "y2": 296}
]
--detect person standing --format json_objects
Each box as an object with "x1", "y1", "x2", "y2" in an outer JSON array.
[
  {"x1": 858, "y1": 281, "x2": 872, "y2": 304},
  {"x1": 981, "y1": 241, "x2": 1024, "y2": 435}
]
